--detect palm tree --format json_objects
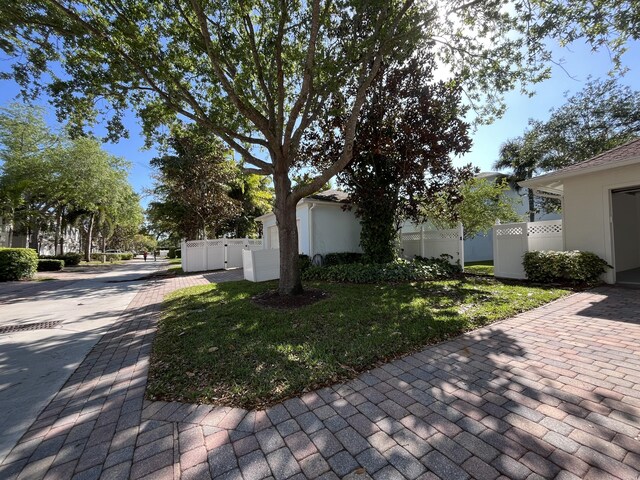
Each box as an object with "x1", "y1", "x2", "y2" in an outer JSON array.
[{"x1": 494, "y1": 134, "x2": 542, "y2": 222}]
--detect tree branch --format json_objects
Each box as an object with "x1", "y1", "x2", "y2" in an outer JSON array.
[
  {"x1": 188, "y1": 0, "x2": 275, "y2": 142},
  {"x1": 293, "y1": 0, "x2": 415, "y2": 200},
  {"x1": 283, "y1": 0, "x2": 324, "y2": 159}
]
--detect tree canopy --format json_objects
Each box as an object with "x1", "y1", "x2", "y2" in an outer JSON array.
[
  {"x1": 423, "y1": 177, "x2": 522, "y2": 238},
  {"x1": 495, "y1": 78, "x2": 640, "y2": 218},
  {"x1": 303, "y1": 57, "x2": 473, "y2": 262},
  {"x1": 147, "y1": 125, "x2": 272, "y2": 242},
  {"x1": 0, "y1": 103, "x2": 143, "y2": 257},
  {"x1": 1, "y1": 0, "x2": 637, "y2": 292}
]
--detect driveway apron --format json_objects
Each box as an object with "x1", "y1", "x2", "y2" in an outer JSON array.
[{"x1": 0, "y1": 280, "x2": 639, "y2": 479}]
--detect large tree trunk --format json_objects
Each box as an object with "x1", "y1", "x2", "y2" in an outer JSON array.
[
  {"x1": 85, "y1": 213, "x2": 95, "y2": 262},
  {"x1": 273, "y1": 172, "x2": 303, "y2": 295}
]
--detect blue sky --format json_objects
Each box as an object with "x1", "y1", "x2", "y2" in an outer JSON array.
[{"x1": 0, "y1": 39, "x2": 638, "y2": 209}]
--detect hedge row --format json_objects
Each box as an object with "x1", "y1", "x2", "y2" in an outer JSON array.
[
  {"x1": 89, "y1": 252, "x2": 134, "y2": 262},
  {"x1": 0, "y1": 248, "x2": 38, "y2": 281},
  {"x1": 40, "y1": 253, "x2": 82, "y2": 266},
  {"x1": 38, "y1": 259, "x2": 65, "y2": 272},
  {"x1": 302, "y1": 257, "x2": 460, "y2": 284},
  {"x1": 523, "y1": 250, "x2": 610, "y2": 285}
]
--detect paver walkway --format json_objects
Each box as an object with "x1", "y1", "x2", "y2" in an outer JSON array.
[
  {"x1": 0, "y1": 260, "x2": 167, "y2": 464},
  {"x1": 1, "y1": 279, "x2": 640, "y2": 479}
]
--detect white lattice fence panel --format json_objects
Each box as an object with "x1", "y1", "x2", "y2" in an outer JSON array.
[
  {"x1": 495, "y1": 225, "x2": 525, "y2": 236},
  {"x1": 206, "y1": 242, "x2": 224, "y2": 270},
  {"x1": 183, "y1": 240, "x2": 207, "y2": 273},
  {"x1": 401, "y1": 238, "x2": 421, "y2": 259},
  {"x1": 182, "y1": 238, "x2": 263, "y2": 272},
  {"x1": 245, "y1": 239, "x2": 264, "y2": 251},
  {"x1": 493, "y1": 223, "x2": 528, "y2": 279},
  {"x1": 527, "y1": 220, "x2": 563, "y2": 252},
  {"x1": 424, "y1": 229, "x2": 459, "y2": 241}
]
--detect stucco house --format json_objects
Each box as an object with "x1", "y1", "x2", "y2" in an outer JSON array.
[
  {"x1": 256, "y1": 189, "x2": 362, "y2": 258},
  {"x1": 520, "y1": 138, "x2": 640, "y2": 285}
]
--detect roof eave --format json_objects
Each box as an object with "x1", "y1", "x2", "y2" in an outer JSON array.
[{"x1": 520, "y1": 156, "x2": 640, "y2": 190}]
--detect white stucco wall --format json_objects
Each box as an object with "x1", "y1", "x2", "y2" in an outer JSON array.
[
  {"x1": 311, "y1": 204, "x2": 362, "y2": 256},
  {"x1": 562, "y1": 163, "x2": 640, "y2": 283},
  {"x1": 258, "y1": 201, "x2": 361, "y2": 256},
  {"x1": 260, "y1": 203, "x2": 310, "y2": 254}
]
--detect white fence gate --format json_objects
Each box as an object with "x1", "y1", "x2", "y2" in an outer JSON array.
[
  {"x1": 400, "y1": 224, "x2": 464, "y2": 266},
  {"x1": 493, "y1": 220, "x2": 563, "y2": 279},
  {"x1": 181, "y1": 238, "x2": 263, "y2": 273}
]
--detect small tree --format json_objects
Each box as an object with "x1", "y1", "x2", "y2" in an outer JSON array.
[
  {"x1": 149, "y1": 126, "x2": 241, "y2": 240},
  {"x1": 303, "y1": 57, "x2": 473, "y2": 262},
  {"x1": 424, "y1": 177, "x2": 522, "y2": 238},
  {"x1": 494, "y1": 130, "x2": 544, "y2": 222}
]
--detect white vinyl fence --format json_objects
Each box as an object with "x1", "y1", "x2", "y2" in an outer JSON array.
[
  {"x1": 243, "y1": 248, "x2": 280, "y2": 282},
  {"x1": 400, "y1": 224, "x2": 464, "y2": 266},
  {"x1": 493, "y1": 220, "x2": 563, "y2": 279},
  {"x1": 181, "y1": 237, "x2": 263, "y2": 273}
]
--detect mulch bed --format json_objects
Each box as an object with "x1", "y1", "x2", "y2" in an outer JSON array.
[{"x1": 252, "y1": 288, "x2": 329, "y2": 309}]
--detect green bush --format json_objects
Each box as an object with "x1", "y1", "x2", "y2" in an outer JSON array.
[
  {"x1": 41, "y1": 253, "x2": 82, "y2": 266},
  {"x1": 90, "y1": 252, "x2": 122, "y2": 262},
  {"x1": 323, "y1": 252, "x2": 365, "y2": 266},
  {"x1": 167, "y1": 247, "x2": 181, "y2": 259},
  {"x1": 120, "y1": 252, "x2": 134, "y2": 260},
  {"x1": 302, "y1": 258, "x2": 459, "y2": 284},
  {"x1": 57, "y1": 253, "x2": 82, "y2": 266},
  {"x1": 414, "y1": 254, "x2": 463, "y2": 277},
  {"x1": 298, "y1": 254, "x2": 312, "y2": 272},
  {"x1": 0, "y1": 248, "x2": 38, "y2": 281},
  {"x1": 523, "y1": 250, "x2": 610, "y2": 285},
  {"x1": 37, "y1": 259, "x2": 65, "y2": 271}
]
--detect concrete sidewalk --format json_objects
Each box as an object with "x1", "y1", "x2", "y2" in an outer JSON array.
[
  {"x1": 0, "y1": 260, "x2": 166, "y2": 465},
  {"x1": 1, "y1": 276, "x2": 640, "y2": 479}
]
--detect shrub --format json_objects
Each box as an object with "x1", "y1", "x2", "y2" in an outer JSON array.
[
  {"x1": 523, "y1": 250, "x2": 610, "y2": 285},
  {"x1": 0, "y1": 248, "x2": 38, "y2": 281},
  {"x1": 167, "y1": 247, "x2": 181, "y2": 259},
  {"x1": 38, "y1": 259, "x2": 65, "y2": 271},
  {"x1": 302, "y1": 258, "x2": 459, "y2": 284},
  {"x1": 298, "y1": 254, "x2": 312, "y2": 272},
  {"x1": 40, "y1": 253, "x2": 83, "y2": 266},
  {"x1": 120, "y1": 253, "x2": 134, "y2": 260},
  {"x1": 90, "y1": 252, "x2": 122, "y2": 262},
  {"x1": 414, "y1": 254, "x2": 463, "y2": 277},
  {"x1": 323, "y1": 252, "x2": 365, "y2": 266},
  {"x1": 57, "y1": 253, "x2": 82, "y2": 266}
]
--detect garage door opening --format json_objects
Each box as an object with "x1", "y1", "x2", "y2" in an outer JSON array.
[{"x1": 612, "y1": 186, "x2": 640, "y2": 285}]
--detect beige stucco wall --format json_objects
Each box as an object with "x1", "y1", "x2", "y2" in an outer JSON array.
[{"x1": 562, "y1": 163, "x2": 640, "y2": 283}]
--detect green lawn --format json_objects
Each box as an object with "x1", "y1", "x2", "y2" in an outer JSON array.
[
  {"x1": 168, "y1": 258, "x2": 182, "y2": 265},
  {"x1": 147, "y1": 277, "x2": 569, "y2": 409},
  {"x1": 465, "y1": 260, "x2": 494, "y2": 276}
]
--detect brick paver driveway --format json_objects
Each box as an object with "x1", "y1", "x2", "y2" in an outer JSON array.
[{"x1": 1, "y1": 280, "x2": 639, "y2": 480}]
